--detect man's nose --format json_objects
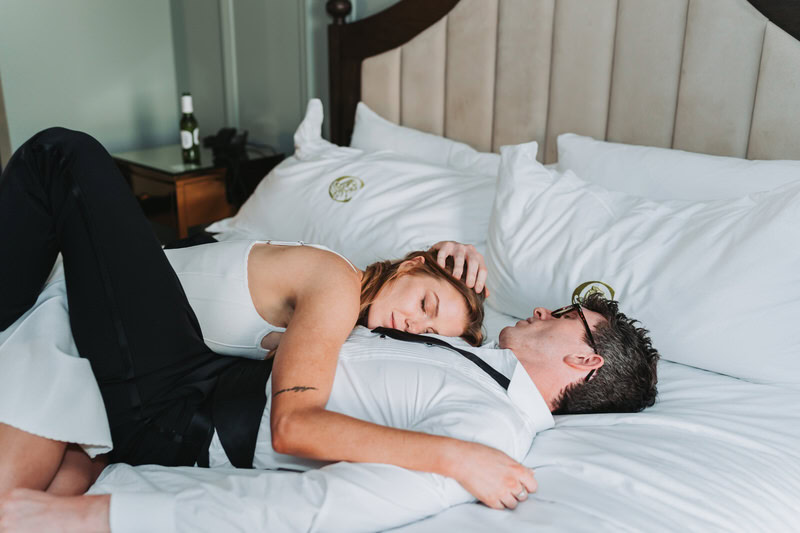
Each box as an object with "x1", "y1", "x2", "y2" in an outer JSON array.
[{"x1": 532, "y1": 307, "x2": 551, "y2": 320}]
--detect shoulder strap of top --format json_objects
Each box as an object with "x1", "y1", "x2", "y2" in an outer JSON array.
[{"x1": 263, "y1": 240, "x2": 359, "y2": 274}]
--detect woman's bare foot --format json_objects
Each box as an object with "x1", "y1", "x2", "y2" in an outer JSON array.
[{"x1": 0, "y1": 489, "x2": 110, "y2": 533}]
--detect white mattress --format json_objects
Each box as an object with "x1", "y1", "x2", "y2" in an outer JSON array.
[{"x1": 90, "y1": 305, "x2": 800, "y2": 531}]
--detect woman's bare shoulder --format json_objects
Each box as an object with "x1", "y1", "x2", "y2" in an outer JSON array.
[{"x1": 250, "y1": 243, "x2": 361, "y2": 295}]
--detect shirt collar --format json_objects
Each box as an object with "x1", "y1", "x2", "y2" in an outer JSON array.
[
  {"x1": 507, "y1": 360, "x2": 555, "y2": 433},
  {"x1": 475, "y1": 341, "x2": 554, "y2": 433}
]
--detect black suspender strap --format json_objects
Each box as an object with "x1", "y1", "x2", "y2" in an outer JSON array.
[{"x1": 371, "y1": 327, "x2": 510, "y2": 390}]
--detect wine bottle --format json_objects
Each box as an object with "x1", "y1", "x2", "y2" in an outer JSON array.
[{"x1": 180, "y1": 93, "x2": 200, "y2": 164}]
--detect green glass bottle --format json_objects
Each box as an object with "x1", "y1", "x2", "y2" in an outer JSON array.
[{"x1": 180, "y1": 93, "x2": 200, "y2": 164}]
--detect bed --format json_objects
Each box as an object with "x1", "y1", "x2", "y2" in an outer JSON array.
[{"x1": 87, "y1": 0, "x2": 800, "y2": 531}]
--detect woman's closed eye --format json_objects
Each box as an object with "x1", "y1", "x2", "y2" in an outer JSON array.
[{"x1": 420, "y1": 298, "x2": 435, "y2": 334}]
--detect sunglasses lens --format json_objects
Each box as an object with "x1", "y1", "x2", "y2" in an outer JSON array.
[{"x1": 552, "y1": 304, "x2": 576, "y2": 318}]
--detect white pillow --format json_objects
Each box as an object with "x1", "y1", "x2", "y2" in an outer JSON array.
[
  {"x1": 350, "y1": 101, "x2": 500, "y2": 177},
  {"x1": 488, "y1": 141, "x2": 800, "y2": 386},
  {"x1": 557, "y1": 133, "x2": 800, "y2": 201},
  {"x1": 207, "y1": 99, "x2": 496, "y2": 269}
]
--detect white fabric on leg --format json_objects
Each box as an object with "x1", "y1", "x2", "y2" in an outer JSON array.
[
  {"x1": 97, "y1": 461, "x2": 470, "y2": 533},
  {"x1": 0, "y1": 257, "x2": 111, "y2": 457}
]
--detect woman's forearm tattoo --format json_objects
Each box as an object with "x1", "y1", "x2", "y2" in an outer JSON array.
[{"x1": 273, "y1": 386, "x2": 318, "y2": 398}]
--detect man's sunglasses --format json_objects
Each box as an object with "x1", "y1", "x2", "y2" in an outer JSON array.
[{"x1": 551, "y1": 303, "x2": 598, "y2": 383}]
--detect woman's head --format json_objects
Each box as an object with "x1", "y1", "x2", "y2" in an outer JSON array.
[{"x1": 358, "y1": 251, "x2": 485, "y2": 346}]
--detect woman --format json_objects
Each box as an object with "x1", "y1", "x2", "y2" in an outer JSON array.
[{"x1": 0, "y1": 128, "x2": 533, "y2": 509}]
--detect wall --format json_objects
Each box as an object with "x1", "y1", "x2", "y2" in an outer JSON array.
[
  {"x1": 233, "y1": 1, "x2": 307, "y2": 152},
  {"x1": 354, "y1": 0, "x2": 398, "y2": 18},
  {"x1": 169, "y1": 0, "x2": 398, "y2": 153},
  {"x1": 0, "y1": 70, "x2": 10, "y2": 169},
  {"x1": 0, "y1": 0, "x2": 179, "y2": 154},
  {"x1": 0, "y1": 0, "x2": 399, "y2": 161},
  {"x1": 167, "y1": 0, "x2": 309, "y2": 153},
  {"x1": 170, "y1": 0, "x2": 228, "y2": 137}
]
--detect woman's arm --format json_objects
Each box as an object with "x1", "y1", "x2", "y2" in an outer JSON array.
[{"x1": 266, "y1": 253, "x2": 534, "y2": 509}]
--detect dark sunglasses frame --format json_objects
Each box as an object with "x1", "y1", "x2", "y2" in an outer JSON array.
[{"x1": 551, "y1": 302, "x2": 598, "y2": 383}]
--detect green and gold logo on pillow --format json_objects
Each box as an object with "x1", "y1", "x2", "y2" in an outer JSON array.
[
  {"x1": 329, "y1": 175, "x2": 364, "y2": 203},
  {"x1": 572, "y1": 280, "x2": 615, "y2": 303}
]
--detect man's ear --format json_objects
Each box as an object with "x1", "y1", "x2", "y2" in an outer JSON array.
[
  {"x1": 563, "y1": 353, "x2": 604, "y2": 372},
  {"x1": 397, "y1": 255, "x2": 425, "y2": 273}
]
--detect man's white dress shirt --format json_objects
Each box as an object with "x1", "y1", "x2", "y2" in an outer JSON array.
[{"x1": 105, "y1": 326, "x2": 554, "y2": 532}]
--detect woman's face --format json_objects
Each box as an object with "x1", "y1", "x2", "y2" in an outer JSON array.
[{"x1": 366, "y1": 259, "x2": 468, "y2": 337}]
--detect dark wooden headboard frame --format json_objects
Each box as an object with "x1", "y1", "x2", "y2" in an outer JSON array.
[
  {"x1": 326, "y1": 0, "x2": 800, "y2": 147},
  {"x1": 326, "y1": 0, "x2": 458, "y2": 146}
]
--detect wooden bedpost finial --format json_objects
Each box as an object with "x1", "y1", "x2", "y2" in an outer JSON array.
[{"x1": 326, "y1": 0, "x2": 351, "y2": 25}]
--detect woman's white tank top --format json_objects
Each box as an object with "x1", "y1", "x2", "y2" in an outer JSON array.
[{"x1": 164, "y1": 239, "x2": 358, "y2": 359}]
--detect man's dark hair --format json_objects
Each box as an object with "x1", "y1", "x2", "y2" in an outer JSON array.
[{"x1": 552, "y1": 292, "x2": 659, "y2": 414}]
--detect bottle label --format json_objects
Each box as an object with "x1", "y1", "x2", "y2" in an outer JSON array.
[
  {"x1": 181, "y1": 131, "x2": 193, "y2": 149},
  {"x1": 193, "y1": 128, "x2": 199, "y2": 146}
]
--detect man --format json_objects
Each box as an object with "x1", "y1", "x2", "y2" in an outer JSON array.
[{"x1": 0, "y1": 290, "x2": 658, "y2": 532}]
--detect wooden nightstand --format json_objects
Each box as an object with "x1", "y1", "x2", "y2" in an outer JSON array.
[{"x1": 114, "y1": 144, "x2": 282, "y2": 242}]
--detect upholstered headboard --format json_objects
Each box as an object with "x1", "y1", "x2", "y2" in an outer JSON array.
[{"x1": 327, "y1": 0, "x2": 800, "y2": 163}]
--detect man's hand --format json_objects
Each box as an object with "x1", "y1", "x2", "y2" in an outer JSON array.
[
  {"x1": 428, "y1": 241, "x2": 489, "y2": 296},
  {"x1": 445, "y1": 441, "x2": 536, "y2": 510},
  {"x1": 0, "y1": 489, "x2": 110, "y2": 533}
]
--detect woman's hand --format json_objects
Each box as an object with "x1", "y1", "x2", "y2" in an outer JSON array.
[
  {"x1": 446, "y1": 441, "x2": 537, "y2": 510},
  {"x1": 428, "y1": 241, "x2": 489, "y2": 296}
]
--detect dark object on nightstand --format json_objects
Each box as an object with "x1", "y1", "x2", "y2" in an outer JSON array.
[
  {"x1": 163, "y1": 231, "x2": 218, "y2": 250},
  {"x1": 204, "y1": 128, "x2": 284, "y2": 207},
  {"x1": 204, "y1": 128, "x2": 248, "y2": 205}
]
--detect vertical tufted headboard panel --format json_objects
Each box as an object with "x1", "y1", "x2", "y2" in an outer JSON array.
[{"x1": 331, "y1": 0, "x2": 800, "y2": 163}]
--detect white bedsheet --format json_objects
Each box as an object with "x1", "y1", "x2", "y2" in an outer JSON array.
[
  {"x1": 90, "y1": 305, "x2": 800, "y2": 532},
  {"x1": 394, "y1": 360, "x2": 800, "y2": 532}
]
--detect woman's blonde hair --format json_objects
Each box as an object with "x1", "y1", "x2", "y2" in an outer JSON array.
[{"x1": 357, "y1": 250, "x2": 486, "y2": 346}]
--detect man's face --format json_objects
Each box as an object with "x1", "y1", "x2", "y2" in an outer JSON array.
[{"x1": 498, "y1": 307, "x2": 606, "y2": 363}]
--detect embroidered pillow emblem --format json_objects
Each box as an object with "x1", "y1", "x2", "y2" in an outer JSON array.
[
  {"x1": 329, "y1": 175, "x2": 364, "y2": 203},
  {"x1": 572, "y1": 280, "x2": 616, "y2": 303}
]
